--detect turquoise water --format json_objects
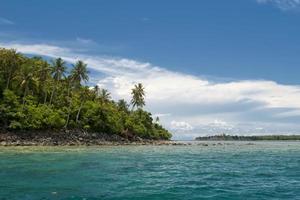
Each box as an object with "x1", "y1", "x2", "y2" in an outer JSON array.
[{"x1": 0, "y1": 142, "x2": 299, "y2": 200}]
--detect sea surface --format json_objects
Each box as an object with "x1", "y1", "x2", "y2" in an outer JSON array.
[{"x1": 0, "y1": 141, "x2": 299, "y2": 200}]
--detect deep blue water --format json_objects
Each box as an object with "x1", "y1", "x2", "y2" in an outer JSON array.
[{"x1": 0, "y1": 142, "x2": 299, "y2": 200}]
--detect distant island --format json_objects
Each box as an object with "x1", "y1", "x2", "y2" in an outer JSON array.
[
  {"x1": 195, "y1": 134, "x2": 300, "y2": 141},
  {"x1": 0, "y1": 48, "x2": 171, "y2": 146}
]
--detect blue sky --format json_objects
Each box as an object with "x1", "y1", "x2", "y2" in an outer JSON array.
[{"x1": 1, "y1": 0, "x2": 300, "y2": 139}]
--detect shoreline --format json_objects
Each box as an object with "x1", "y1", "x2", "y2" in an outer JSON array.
[
  {"x1": 195, "y1": 134, "x2": 300, "y2": 141},
  {"x1": 0, "y1": 129, "x2": 178, "y2": 146},
  {"x1": 1, "y1": 130, "x2": 299, "y2": 147}
]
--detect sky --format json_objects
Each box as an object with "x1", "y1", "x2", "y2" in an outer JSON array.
[{"x1": 1, "y1": 0, "x2": 300, "y2": 139}]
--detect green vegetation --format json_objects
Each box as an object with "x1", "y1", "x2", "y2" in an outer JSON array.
[
  {"x1": 0, "y1": 48, "x2": 171, "y2": 140},
  {"x1": 195, "y1": 134, "x2": 300, "y2": 141}
]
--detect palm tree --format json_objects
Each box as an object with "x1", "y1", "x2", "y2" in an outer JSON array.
[
  {"x1": 17, "y1": 62, "x2": 37, "y2": 107},
  {"x1": 131, "y1": 83, "x2": 145, "y2": 110},
  {"x1": 49, "y1": 58, "x2": 66, "y2": 104},
  {"x1": 37, "y1": 61, "x2": 51, "y2": 103},
  {"x1": 92, "y1": 85, "x2": 100, "y2": 100},
  {"x1": 64, "y1": 62, "x2": 88, "y2": 127},
  {"x1": 76, "y1": 86, "x2": 90, "y2": 124},
  {"x1": 117, "y1": 99, "x2": 129, "y2": 113},
  {"x1": 64, "y1": 76, "x2": 74, "y2": 128},
  {"x1": 0, "y1": 48, "x2": 22, "y2": 89},
  {"x1": 98, "y1": 89, "x2": 111, "y2": 105},
  {"x1": 70, "y1": 60, "x2": 89, "y2": 88},
  {"x1": 64, "y1": 60, "x2": 89, "y2": 127},
  {"x1": 94, "y1": 85, "x2": 100, "y2": 93},
  {"x1": 155, "y1": 116, "x2": 160, "y2": 123}
]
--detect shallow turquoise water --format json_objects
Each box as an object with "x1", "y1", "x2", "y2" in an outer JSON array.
[{"x1": 0, "y1": 142, "x2": 299, "y2": 200}]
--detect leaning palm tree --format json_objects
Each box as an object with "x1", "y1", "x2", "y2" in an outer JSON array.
[
  {"x1": 65, "y1": 60, "x2": 89, "y2": 128},
  {"x1": 70, "y1": 60, "x2": 89, "y2": 88},
  {"x1": 131, "y1": 83, "x2": 145, "y2": 110},
  {"x1": 49, "y1": 58, "x2": 66, "y2": 104},
  {"x1": 64, "y1": 76, "x2": 74, "y2": 128},
  {"x1": 76, "y1": 86, "x2": 91, "y2": 124}
]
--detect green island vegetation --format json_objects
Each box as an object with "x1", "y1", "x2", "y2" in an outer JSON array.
[
  {"x1": 195, "y1": 134, "x2": 300, "y2": 141},
  {"x1": 0, "y1": 48, "x2": 171, "y2": 141}
]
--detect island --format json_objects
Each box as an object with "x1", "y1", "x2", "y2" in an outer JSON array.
[
  {"x1": 195, "y1": 134, "x2": 300, "y2": 141},
  {"x1": 0, "y1": 48, "x2": 172, "y2": 146}
]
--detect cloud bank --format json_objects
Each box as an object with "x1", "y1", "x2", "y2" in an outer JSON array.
[{"x1": 1, "y1": 41, "x2": 300, "y2": 139}]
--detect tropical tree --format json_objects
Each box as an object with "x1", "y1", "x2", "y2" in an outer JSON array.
[
  {"x1": 98, "y1": 88, "x2": 111, "y2": 105},
  {"x1": 36, "y1": 61, "x2": 51, "y2": 103},
  {"x1": 131, "y1": 83, "x2": 145, "y2": 110},
  {"x1": 65, "y1": 60, "x2": 89, "y2": 127},
  {"x1": 92, "y1": 85, "x2": 100, "y2": 100},
  {"x1": 0, "y1": 48, "x2": 22, "y2": 89},
  {"x1": 76, "y1": 86, "x2": 91, "y2": 124},
  {"x1": 16, "y1": 62, "x2": 38, "y2": 107},
  {"x1": 49, "y1": 58, "x2": 66, "y2": 104},
  {"x1": 64, "y1": 76, "x2": 74, "y2": 128},
  {"x1": 70, "y1": 60, "x2": 89, "y2": 88},
  {"x1": 155, "y1": 116, "x2": 160, "y2": 123},
  {"x1": 117, "y1": 99, "x2": 129, "y2": 113}
]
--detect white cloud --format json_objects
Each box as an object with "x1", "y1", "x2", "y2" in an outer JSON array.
[
  {"x1": 170, "y1": 121, "x2": 194, "y2": 131},
  {"x1": 0, "y1": 17, "x2": 14, "y2": 25},
  {"x1": 257, "y1": 0, "x2": 300, "y2": 10},
  {"x1": 211, "y1": 119, "x2": 233, "y2": 129},
  {"x1": 1, "y1": 41, "x2": 300, "y2": 139}
]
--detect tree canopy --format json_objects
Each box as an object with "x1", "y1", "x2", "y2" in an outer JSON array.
[{"x1": 0, "y1": 48, "x2": 171, "y2": 140}]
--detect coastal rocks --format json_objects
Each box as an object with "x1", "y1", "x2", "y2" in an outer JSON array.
[
  {"x1": 0, "y1": 130, "x2": 248, "y2": 147},
  {"x1": 0, "y1": 141, "x2": 7, "y2": 146},
  {"x1": 0, "y1": 129, "x2": 174, "y2": 146}
]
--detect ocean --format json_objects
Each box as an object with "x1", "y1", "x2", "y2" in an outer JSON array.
[{"x1": 0, "y1": 141, "x2": 299, "y2": 200}]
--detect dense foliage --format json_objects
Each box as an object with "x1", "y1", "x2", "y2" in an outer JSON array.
[
  {"x1": 0, "y1": 48, "x2": 171, "y2": 140},
  {"x1": 195, "y1": 134, "x2": 300, "y2": 141}
]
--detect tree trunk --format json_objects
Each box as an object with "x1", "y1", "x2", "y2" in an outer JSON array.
[
  {"x1": 43, "y1": 90, "x2": 48, "y2": 104},
  {"x1": 65, "y1": 108, "x2": 71, "y2": 128},
  {"x1": 49, "y1": 79, "x2": 58, "y2": 104},
  {"x1": 5, "y1": 71, "x2": 11, "y2": 89},
  {"x1": 64, "y1": 83, "x2": 73, "y2": 128},
  {"x1": 22, "y1": 84, "x2": 28, "y2": 109},
  {"x1": 65, "y1": 97, "x2": 73, "y2": 128},
  {"x1": 49, "y1": 86, "x2": 55, "y2": 104},
  {"x1": 76, "y1": 101, "x2": 84, "y2": 124}
]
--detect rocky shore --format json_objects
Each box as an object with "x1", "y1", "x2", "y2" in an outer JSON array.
[
  {"x1": 0, "y1": 129, "x2": 177, "y2": 146},
  {"x1": 0, "y1": 130, "x2": 259, "y2": 147}
]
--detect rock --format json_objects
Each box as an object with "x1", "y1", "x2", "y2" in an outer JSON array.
[
  {"x1": 0, "y1": 141, "x2": 7, "y2": 146},
  {"x1": 135, "y1": 136, "x2": 143, "y2": 142}
]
